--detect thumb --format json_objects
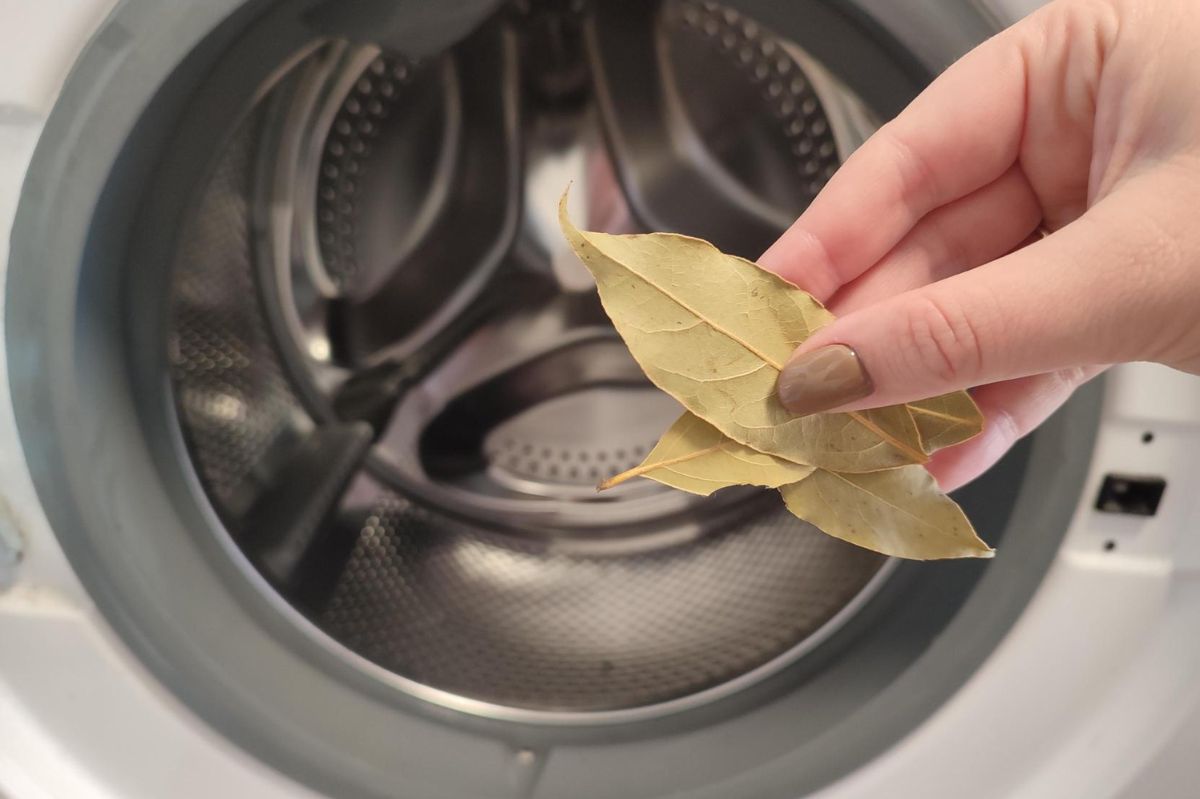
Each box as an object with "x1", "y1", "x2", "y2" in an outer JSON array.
[{"x1": 776, "y1": 189, "x2": 1191, "y2": 414}]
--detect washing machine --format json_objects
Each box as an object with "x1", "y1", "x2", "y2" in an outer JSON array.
[{"x1": 2, "y1": 0, "x2": 1200, "y2": 797}]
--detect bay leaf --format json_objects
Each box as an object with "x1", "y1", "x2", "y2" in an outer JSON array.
[
  {"x1": 600, "y1": 412, "x2": 815, "y2": 495},
  {"x1": 558, "y1": 192, "x2": 929, "y2": 472},
  {"x1": 779, "y1": 466, "x2": 993, "y2": 560},
  {"x1": 906, "y1": 392, "x2": 985, "y2": 454}
]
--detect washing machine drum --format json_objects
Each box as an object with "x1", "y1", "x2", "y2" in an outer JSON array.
[{"x1": 8, "y1": 0, "x2": 1098, "y2": 796}]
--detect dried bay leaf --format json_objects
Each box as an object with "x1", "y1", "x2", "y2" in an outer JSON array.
[
  {"x1": 907, "y1": 392, "x2": 985, "y2": 454},
  {"x1": 779, "y1": 466, "x2": 993, "y2": 560},
  {"x1": 558, "y1": 193, "x2": 929, "y2": 472},
  {"x1": 604, "y1": 414, "x2": 994, "y2": 558},
  {"x1": 559, "y1": 188, "x2": 989, "y2": 559},
  {"x1": 600, "y1": 412, "x2": 815, "y2": 495}
]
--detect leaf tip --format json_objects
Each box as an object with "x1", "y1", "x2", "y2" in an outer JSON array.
[{"x1": 558, "y1": 183, "x2": 574, "y2": 225}]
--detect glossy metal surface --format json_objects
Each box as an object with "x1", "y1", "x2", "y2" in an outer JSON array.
[{"x1": 167, "y1": 0, "x2": 888, "y2": 716}]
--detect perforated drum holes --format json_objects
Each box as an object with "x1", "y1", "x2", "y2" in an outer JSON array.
[{"x1": 162, "y1": 1, "x2": 889, "y2": 715}]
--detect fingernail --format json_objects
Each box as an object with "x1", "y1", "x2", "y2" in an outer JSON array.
[{"x1": 777, "y1": 344, "x2": 874, "y2": 415}]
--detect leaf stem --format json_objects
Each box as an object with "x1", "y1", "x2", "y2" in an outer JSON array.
[
  {"x1": 847, "y1": 411, "x2": 930, "y2": 464},
  {"x1": 597, "y1": 443, "x2": 724, "y2": 490}
]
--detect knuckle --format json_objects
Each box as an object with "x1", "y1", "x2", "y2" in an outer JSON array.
[
  {"x1": 1130, "y1": 214, "x2": 1192, "y2": 362},
  {"x1": 792, "y1": 228, "x2": 842, "y2": 300},
  {"x1": 1035, "y1": 0, "x2": 1120, "y2": 58},
  {"x1": 1053, "y1": 366, "x2": 1091, "y2": 392},
  {"x1": 991, "y1": 406, "x2": 1022, "y2": 446},
  {"x1": 877, "y1": 126, "x2": 939, "y2": 221},
  {"x1": 903, "y1": 295, "x2": 984, "y2": 385},
  {"x1": 935, "y1": 221, "x2": 973, "y2": 273}
]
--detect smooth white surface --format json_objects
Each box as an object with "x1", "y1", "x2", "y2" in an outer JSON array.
[
  {"x1": 813, "y1": 363, "x2": 1200, "y2": 799},
  {"x1": 0, "y1": 2, "x2": 317, "y2": 797},
  {"x1": 0, "y1": 0, "x2": 116, "y2": 592},
  {"x1": 0, "y1": 0, "x2": 113, "y2": 119},
  {"x1": 0, "y1": 595, "x2": 322, "y2": 799}
]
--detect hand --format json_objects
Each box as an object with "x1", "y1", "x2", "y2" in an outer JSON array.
[{"x1": 760, "y1": 0, "x2": 1200, "y2": 491}]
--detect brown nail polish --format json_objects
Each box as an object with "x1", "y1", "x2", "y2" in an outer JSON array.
[{"x1": 777, "y1": 344, "x2": 874, "y2": 415}]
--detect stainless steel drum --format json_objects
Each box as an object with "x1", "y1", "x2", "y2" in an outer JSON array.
[{"x1": 168, "y1": 0, "x2": 886, "y2": 716}]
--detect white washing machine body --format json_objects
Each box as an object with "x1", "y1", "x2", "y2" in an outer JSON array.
[
  {"x1": 1, "y1": 2, "x2": 1199, "y2": 798},
  {"x1": 0, "y1": 7, "x2": 317, "y2": 798}
]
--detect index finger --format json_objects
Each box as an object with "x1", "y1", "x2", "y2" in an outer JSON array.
[{"x1": 758, "y1": 19, "x2": 1031, "y2": 300}]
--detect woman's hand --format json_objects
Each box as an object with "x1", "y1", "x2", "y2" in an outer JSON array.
[{"x1": 761, "y1": 0, "x2": 1200, "y2": 491}]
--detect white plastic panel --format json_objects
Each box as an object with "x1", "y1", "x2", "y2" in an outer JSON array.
[
  {"x1": 0, "y1": 595, "x2": 323, "y2": 799},
  {"x1": 0, "y1": 3, "x2": 320, "y2": 796},
  {"x1": 813, "y1": 363, "x2": 1200, "y2": 799},
  {"x1": 0, "y1": 0, "x2": 115, "y2": 119},
  {"x1": 0, "y1": 0, "x2": 117, "y2": 595}
]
